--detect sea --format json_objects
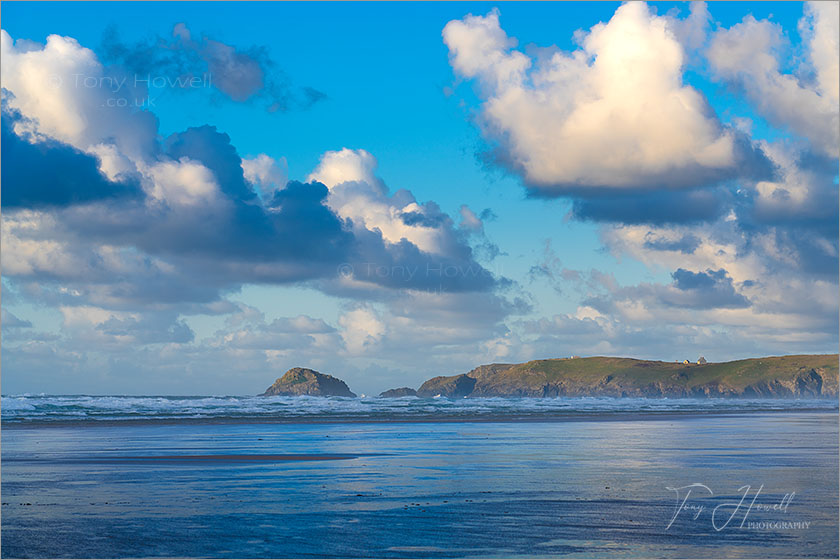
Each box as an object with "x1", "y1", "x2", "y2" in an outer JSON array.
[{"x1": 2, "y1": 395, "x2": 838, "y2": 558}]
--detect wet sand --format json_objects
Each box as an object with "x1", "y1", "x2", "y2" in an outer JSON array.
[
  {"x1": 2, "y1": 412, "x2": 837, "y2": 558},
  {"x1": 4, "y1": 453, "x2": 365, "y2": 465}
]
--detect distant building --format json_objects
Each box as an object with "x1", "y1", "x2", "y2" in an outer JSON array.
[
  {"x1": 570, "y1": 355, "x2": 580, "y2": 359},
  {"x1": 683, "y1": 359, "x2": 691, "y2": 365},
  {"x1": 697, "y1": 356, "x2": 707, "y2": 364}
]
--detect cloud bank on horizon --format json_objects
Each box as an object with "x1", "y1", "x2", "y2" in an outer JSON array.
[{"x1": 1, "y1": 1, "x2": 837, "y2": 395}]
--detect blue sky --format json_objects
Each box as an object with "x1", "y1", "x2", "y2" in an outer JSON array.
[{"x1": 1, "y1": 2, "x2": 837, "y2": 395}]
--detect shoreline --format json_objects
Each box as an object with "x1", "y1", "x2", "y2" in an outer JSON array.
[{"x1": 2, "y1": 408, "x2": 836, "y2": 429}]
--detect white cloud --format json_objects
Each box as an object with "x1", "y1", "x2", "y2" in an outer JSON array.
[
  {"x1": 707, "y1": 3, "x2": 839, "y2": 157},
  {"x1": 443, "y1": 4, "x2": 749, "y2": 191},
  {"x1": 213, "y1": 312, "x2": 338, "y2": 353},
  {"x1": 60, "y1": 305, "x2": 121, "y2": 329},
  {"x1": 1, "y1": 211, "x2": 78, "y2": 277},
  {"x1": 146, "y1": 157, "x2": 221, "y2": 207},
  {"x1": 338, "y1": 306, "x2": 386, "y2": 354},
  {"x1": 1, "y1": 31, "x2": 98, "y2": 147},
  {"x1": 57, "y1": 305, "x2": 194, "y2": 346},
  {"x1": 0, "y1": 30, "x2": 157, "y2": 160},
  {"x1": 87, "y1": 143, "x2": 138, "y2": 182},
  {"x1": 801, "y1": 2, "x2": 839, "y2": 110},
  {"x1": 308, "y1": 148, "x2": 381, "y2": 191},
  {"x1": 458, "y1": 205, "x2": 483, "y2": 231},
  {"x1": 308, "y1": 148, "x2": 456, "y2": 255},
  {"x1": 241, "y1": 153, "x2": 288, "y2": 197},
  {"x1": 667, "y1": 1, "x2": 711, "y2": 53}
]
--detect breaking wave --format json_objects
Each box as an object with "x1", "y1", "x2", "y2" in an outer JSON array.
[{"x1": 2, "y1": 394, "x2": 836, "y2": 424}]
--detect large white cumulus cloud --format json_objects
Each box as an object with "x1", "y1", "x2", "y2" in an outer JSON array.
[
  {"x1": 0, "y1": 30, "x2": 157, "y2": 160},
  {"x1": 443, "y1": 3, "x2": 760, "y2": 192}
]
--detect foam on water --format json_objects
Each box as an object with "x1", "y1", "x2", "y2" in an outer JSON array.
[{"x1": 1, "y1": 394, "x2": 836, "y2": 423}]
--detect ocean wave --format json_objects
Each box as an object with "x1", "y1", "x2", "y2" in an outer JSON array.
[{"x1": 1, "y1": 394, "x2": 837, "y2": 424}]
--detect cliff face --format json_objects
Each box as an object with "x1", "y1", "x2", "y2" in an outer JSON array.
[
  {"x1": 415, "y1": 355, "x2": 839, "y2": 399},
  {"x1": 262, "y1": 368, "x2": 356, "y2": 397}
]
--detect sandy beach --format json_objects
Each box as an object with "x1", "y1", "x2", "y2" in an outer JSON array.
[{"x1": 2, "y1": 411, "x2": 837, "y2": 558}]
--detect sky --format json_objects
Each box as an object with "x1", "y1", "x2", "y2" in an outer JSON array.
[{"x1": 1, "y1": 1, "x2": 838, "y2": 396}]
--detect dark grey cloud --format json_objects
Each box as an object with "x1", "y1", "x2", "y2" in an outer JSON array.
[
  {"x1": 744, "y1": 151, "x2": 838, "y2": 228},
  {"x1": 728, "y1": 150, "x2": 839, "y2": 279},
  {"x1": 668, "y1": 267, "x2": 749, "y2": 309},
  {"x1": 267, "y1": 181, "x2": 355, "y2": 263},
  {"x1": 658, "y1": 267, "x2": 750, "y2": 309},
  {"x1": 47, "y1": 125, "x2": 352, "y2": 275},
  {"x1": 753, "y1": 226, "x2": 838, "y2": 278},
  {"x1": 642, "y1": 232, "x2": 702, "y2": 254},
  {"x1": 166, "y1": 128, "x2": 498, "y2": 294},
  {"x1": 400, "y1": 210, "x2": 447, "y2": 228},
  {"x1": 583, "y1": 267, "x2": 750, "y2": 314},
  {"x1": 165, "y1": 125, "x2": 255, "y2": 202},
  {"x1": 342, "y1": 225, "x2": 497, "y2": 294},
  {"x1": 100, "y1": 23, "x2": 326, "y2": 112},
  {"x1": 668, "y1": 268, "x2": 751, "y2": 310},
  {"x1": 4, "y1": 121, "x2": 500, "y2": 313},
  {"x1": 569, "y1": 187, "x2": 732, "y2": 225},
  {"x1": 1, "y1": 111, "x2": 142, "y2": 208}
]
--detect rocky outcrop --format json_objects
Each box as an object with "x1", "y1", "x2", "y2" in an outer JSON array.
[
  {"x1": 410, "y1": 355, "x2": 838, "y2": 399},
  {"x1": 417, "y1": 374, "x2": 476, "y2": 398},
  {"x1": 262, "y1": 368, "x2": 356, "y2": 397},
  {"x1": 379, "y1": 387, "x2": 417, "y2": 398}
]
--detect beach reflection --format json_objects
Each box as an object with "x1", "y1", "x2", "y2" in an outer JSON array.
[{"x1": 2, "y1": 413, "x2": 837, "y2": 558}]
